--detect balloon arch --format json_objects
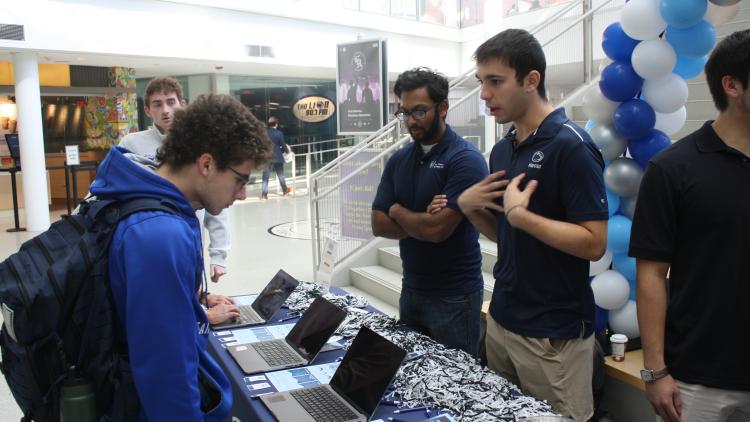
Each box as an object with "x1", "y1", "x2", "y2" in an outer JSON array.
[{"x1": 583, "y1": 0, "x2": 741, "y2": 339}]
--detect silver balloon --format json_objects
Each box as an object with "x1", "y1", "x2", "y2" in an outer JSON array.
[
  {"x1": 620, "y1": 195, "x2": 638, "y2": 219},
  {"x1": 589, "y1": 124, "x2": 628, "y2": 161},
  {"x1": 604, "y1": 158, "x2": 644, "y2": 197},
  {"x1": 709, "y1": 0, "x2": 740, "y2": 5}
]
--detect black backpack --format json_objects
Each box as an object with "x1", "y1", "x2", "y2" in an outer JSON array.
[{"x1": 0, "y1": 198, "x2": 178, "y2": 422}]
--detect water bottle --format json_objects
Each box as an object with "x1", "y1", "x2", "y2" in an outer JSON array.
[{"x1": 59, "y1": 366, "x2": 97, "y2": 422}]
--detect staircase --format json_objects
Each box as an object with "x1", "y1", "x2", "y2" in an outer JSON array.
[{"x1": 349, "y1": 238, "x2": 497, "y2": 309}]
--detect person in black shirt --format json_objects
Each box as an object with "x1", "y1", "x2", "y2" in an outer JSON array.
[{"x1": 629, "y1": 29, "x2": 750, "y2": 422}]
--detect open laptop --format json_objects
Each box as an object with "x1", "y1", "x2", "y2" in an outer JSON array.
[
  {"x1": 228, "y1": 295, "x2": 347, "y2": 374},
  {"x1": 211, "y1": 269, "x2": 299, "y2": 330},
  {"x1": 261, "y1": 326, "x2": 407, "y2": 422}
]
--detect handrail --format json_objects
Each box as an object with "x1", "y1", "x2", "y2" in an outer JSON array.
[
  {"x1": 311, "y1": 133, "x2": 411, "y2": 202},
  {"x1": 543, "y1": 0, "x2": 615, "y2": 46},
  {"x1": 311, "y1": 119, "x2": 400, "y2": 177},
  {"x1": 289, "y1": 136, "x2": 356, "y2": 149}
]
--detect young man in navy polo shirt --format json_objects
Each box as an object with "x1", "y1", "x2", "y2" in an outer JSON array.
[
  {"x1": 457, "y1": 29, "x2": 608, "y2": 420},
  {"x1": 630, "y1": 30, "x2": 750, "y2": 422},
  {"x1": 371, "y1": 67, "x2": 488, "y2": 357}
]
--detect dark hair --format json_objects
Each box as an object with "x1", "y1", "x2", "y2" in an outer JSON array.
[
  {"x1": 473, "y1": 29, "x2": 547, "y2": 99},
  {"x1": 705, "y1": 29, "x2": 750, "y2": 112},
  {"x1": 393, "y1": 67, "x2": 449, "y2": 103},
  {"x1": 157, "y1": 94, "x2": 272, "y2": 170},
  {"x1": 144, "y1": 76, "x2": 184, "y2": 107}
]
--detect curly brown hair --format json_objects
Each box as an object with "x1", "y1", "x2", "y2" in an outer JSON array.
[
  {"x1": 156, "y1": 94, "x2": 272, "y2": 170},
  {"x1": 144, "y1": 76, "x2": 184, "y2": 107}
]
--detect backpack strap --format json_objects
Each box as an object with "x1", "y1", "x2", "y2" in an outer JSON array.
[{"x1": 115, "y1": 198, "x2": 179, "y2": 221}]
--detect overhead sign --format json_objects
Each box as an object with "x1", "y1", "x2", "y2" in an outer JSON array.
[{"x1": 292, "y1": 96, "x2": 335, "y2": 123}]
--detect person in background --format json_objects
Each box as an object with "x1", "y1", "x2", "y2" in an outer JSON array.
[{"x1": 260, "y1": 116, "x2": 292, "y2": 201}]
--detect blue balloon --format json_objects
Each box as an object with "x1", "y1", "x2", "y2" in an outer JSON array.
[
  {"x1": 612, "y1": 254, "x2": 636, "y2": 282},
  {"x1": 585, "y1": 119, "x2": 598, "y2": 131},
  {"x1": 660, "y1": 0, "x2": 707, "y2": 28},
  {"x1": 614, "y1": 99, "x2": 655, "y2": 140},
  {"x1": 594, "y1": 305, "x2": 609, "y2": 332},
  {"x1": 667, "y1": 21, "x2": 716, "y2": 58},
  {"x1": 606, "y1": 188, "x2": 620, "y2": 217},
  {"x1": 674, "y1": 55, "x2": 708, "y2": 79},
  {"x1": 628, "y1": 129, "x2": 671, "y2": 168},
  {"x1": 628, "y1": 277, "x2": 637, "y2": 301},
  {"x1": 602, "y1": 22, "x2": 640, "y2": 61},
  {"x1": 599, "y1": 61, "x2": 644, "y2": 102},
  {"x1": 607, "y1": 215, "x2": 632, "y2": 254}
]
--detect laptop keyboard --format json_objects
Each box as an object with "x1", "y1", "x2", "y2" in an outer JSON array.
[
  {"x1": 237, "y1": 305, "x2": 263, "y2": 324},
  {"x1": 291, "y1": 386, "x2": 359, "y2": 422},
  {"x1": 252, "y1": 340, "x2": 305, "y2": 367}
]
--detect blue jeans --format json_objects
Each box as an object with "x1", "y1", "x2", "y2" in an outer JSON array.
[
  {"x1": 261, "y1": 162, "x2": 287, "y2": 196},
  {"x1": 398, "y1": 288, "x2": 483, "y2": 357}
]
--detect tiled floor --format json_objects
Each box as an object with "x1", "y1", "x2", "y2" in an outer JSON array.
[{"x1": 0, "y1": 186, "x2": 395, "y2": 419}]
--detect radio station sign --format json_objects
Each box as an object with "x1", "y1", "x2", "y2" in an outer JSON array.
[{"x1": 292, "y1": 96, "x2": 335, "y2": 123}]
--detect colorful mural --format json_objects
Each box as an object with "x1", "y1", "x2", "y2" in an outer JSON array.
[{"x1": 84, "y1": 67, "x2": 138, "y2": 150}]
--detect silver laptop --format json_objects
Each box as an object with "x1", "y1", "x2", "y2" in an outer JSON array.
[
  {"x1": 211, "y1": 269, "x2": 299, "y2": 330},
  {"x1": 227, "y1": 296, "x2": 347, "y2": 374},
  {"x1": 261, "y1": 326, "x2": 407, "y2": 422}
]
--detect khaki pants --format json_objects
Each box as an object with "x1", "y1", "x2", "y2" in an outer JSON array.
[
  {"x1": 656, "y1": 380, "x2": 750, "y2": 422},
  {"x1": 485, "y1": 315, "x2": 594, "y2": 421}
]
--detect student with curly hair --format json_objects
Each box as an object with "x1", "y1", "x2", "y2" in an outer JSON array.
[{"x1": 91, "y1": 94, "x2": 271, "y2": 421}]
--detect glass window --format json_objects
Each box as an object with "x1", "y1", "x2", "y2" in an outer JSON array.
[
  {"x1": 460, "y1": 0, "x2": 484, "y2": 27},
  {"x1": 390, "y1": 0, "x2": 418, "y2": 20}
]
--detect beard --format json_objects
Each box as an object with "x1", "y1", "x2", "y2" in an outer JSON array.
[{"x1": 409, "y1": 112, "x2": 441, "y2": 144}]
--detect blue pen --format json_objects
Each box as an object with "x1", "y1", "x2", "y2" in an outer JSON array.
[
  {"x1": 386, "y1": 418, "x2": 408, "y2": 422},
  {"x1": 380, "y1": 399, "x2": 401, "y2": 406},
  {"x1": 278, "y1": 314, "x2": 300, "y2": 322},
  {"x1": 394, "y1": 406, "x2": 430, "y2": 414}
]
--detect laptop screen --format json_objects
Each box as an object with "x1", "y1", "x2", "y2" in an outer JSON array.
[
  {"x1": 285, "y1": 296, "x2": 347, "y2": 362},
  {"x1": 251, "y1": 269, "x2": 300, "y2": 321},
  {"x1": 330, "y1": 326, "x2": 406, "y2": 418}
]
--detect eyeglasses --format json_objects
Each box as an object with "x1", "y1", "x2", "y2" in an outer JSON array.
[
  {"x1": 228, "y1": 166, "x2": 251, "y2": 186},
  {"x1": 395, "y1": 104, "x2": 437, "y2": 121}
]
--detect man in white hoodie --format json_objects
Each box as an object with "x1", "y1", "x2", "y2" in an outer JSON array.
[{"x1": 120, "y1": 77, "x2": 239, "y2": 324}]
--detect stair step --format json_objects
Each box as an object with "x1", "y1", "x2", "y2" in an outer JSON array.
[
  {"x1": 378, "y1": 246, "x2": 402, "y2": 273},
  {"x1": 349, "y1": 266, "x2": 402, "y2": 308}
]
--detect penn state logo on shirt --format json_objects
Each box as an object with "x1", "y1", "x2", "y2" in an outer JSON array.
[
  {"x1": 529, "y1": 151, "x2": 544, "y2": 169},
  {"x1": 429, "y1": 160, "x2": 445, "y2": 169}
]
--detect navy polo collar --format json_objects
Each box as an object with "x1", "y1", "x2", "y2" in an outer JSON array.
[
  {"x1": 415, "y1": 124, "x2": 456, "y2": 158},
  {"x1": 506, "y1": 107, "x2": 569, "y2": 147}
]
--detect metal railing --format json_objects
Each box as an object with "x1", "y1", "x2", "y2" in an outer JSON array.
[{"x1": 309, "y1": 0, "x2": 622, "y2": 273}]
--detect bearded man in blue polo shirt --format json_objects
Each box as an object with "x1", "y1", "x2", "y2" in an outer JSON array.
[
  {"x1": 458, "y1": 29, "x2": 608, "y2": 421},
  {"x1": 371, "y1": 67, "x2": 488, "y2": 357}
]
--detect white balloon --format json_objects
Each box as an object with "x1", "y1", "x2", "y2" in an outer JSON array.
[
  {"x1": 583, "y1": 85, "x2": 619, "y2": 124},
  {"x1": 590, "y1": 250, "x2": 613, "y2": 276},
  {"x1": 654, "y1": 106, "x2": 687, "y2": 136},
  {"x1": 609, "y1": 300, "x2": 640, "y2": 339},
  {"x1": 621, "y1": 0, "x2": 667, "y2": 40},
  {"x1": 643, "y1": 74, "x2": 689, "y2": 113},
  {"x1": 591, "y1": 270, "x2": 630, "y2": 310},
  {"x1": 704, "y1": 2, "x2": 740, "y2": 26},
  {"x1": 632, "y1": 38, "x2": 677, "y2": 80}
]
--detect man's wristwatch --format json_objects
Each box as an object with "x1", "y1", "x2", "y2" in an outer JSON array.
[{"x1": 640, "y1": 367, "x2": 669, "y2": 383}]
